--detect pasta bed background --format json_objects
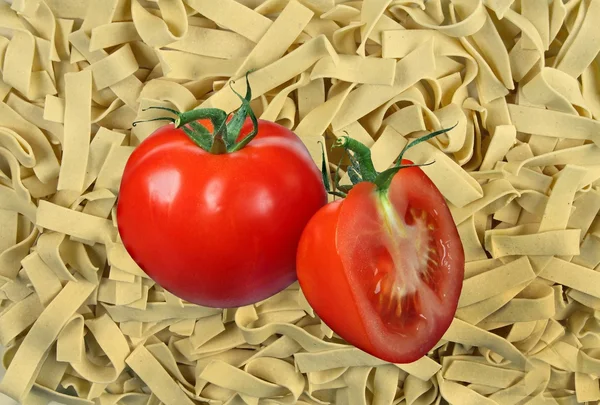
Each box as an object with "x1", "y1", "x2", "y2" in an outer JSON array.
[{"x1": 1, "y1": 0, "x2": 600, "y2": 404}]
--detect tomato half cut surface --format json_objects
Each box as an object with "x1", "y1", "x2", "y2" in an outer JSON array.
[{"x1": 297, "y1": 163, "x2": 464, "y2": 363}]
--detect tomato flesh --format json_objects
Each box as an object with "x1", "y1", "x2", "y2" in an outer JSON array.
[
  {"x1": 297, "y1": 162, "x2": 464, "y2": 363},
  {"x1": 117, "y1": 118, "x2": 327, "y2": 308}
]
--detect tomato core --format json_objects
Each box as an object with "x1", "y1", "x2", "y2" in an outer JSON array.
[{"x1": 369, "y1": 192, "x2": 442, "y2": 329}]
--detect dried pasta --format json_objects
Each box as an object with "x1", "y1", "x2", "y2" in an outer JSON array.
[{"x1": 1, "y1": 0, "x2": 600, "y2": 404}]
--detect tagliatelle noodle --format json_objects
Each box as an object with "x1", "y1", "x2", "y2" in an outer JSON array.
[
  {"x1": 131, "y1": 0, "x2": 188, "y2": 48},
  {"x1": 2, "y1": 0, "x2": 600, "y2": 404},
  {"x1": 185, "y1": 0, "x2": 272, "y2": 43}
]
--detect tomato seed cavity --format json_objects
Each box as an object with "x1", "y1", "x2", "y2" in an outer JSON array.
[{"x1": 371, "y1": 205, "x2": 441, "y2": 327}]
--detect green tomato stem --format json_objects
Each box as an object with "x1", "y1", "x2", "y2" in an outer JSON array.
[
  {"x1": 329, "y1": 125, "x2": 457, "y2": 196},
  {"x1": 376, "y1": 191, "x2": 407, "y2": 238},
  {"x1": 335, "y1": 136, "x2": 378, "y2": 183},
  {"x1": 210, "y1": 132, "x2": 228, "y2": 154},
  {"x1": 130, "y1": 71, "x2": 259, "y2": 155}
]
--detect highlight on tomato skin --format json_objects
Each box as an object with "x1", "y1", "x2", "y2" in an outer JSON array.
[{"x1": 296, "y1": 130, "x2": 464, "y2": 364}]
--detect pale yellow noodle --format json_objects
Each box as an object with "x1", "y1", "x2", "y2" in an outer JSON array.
[{"x1": 2, "y1": 0, "x2": 600, "y2": 404}]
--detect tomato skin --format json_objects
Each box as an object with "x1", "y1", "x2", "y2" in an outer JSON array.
[
  {"x1": 296, "y1": 201, "x2": 372, "y2": 351},
  {"x1": 117, "y1": 118, "x2": 327, "y2": 308},
  {"x1": 297, "y1": 162, "x2": 464, "y2": 363}
]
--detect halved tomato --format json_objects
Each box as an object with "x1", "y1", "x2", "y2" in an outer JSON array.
[{"x1": 296, "y1": 158, "x2": 464, "y2": 363}]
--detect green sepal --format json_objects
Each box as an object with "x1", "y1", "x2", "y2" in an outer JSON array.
[
  {"x1": 131, "y1": 106, "x2": 178, "y2": 128},
  {"x1": 332, "y1": 152, "x2": 347, "y2": 196},
  {"x1": 318, "y1": 141, "x2": 332, "y2": 193},
  {"x1": 177, "y1": 108, "x2": 230, "y2": 152},
  {"x1": 374, "y1": 125, "x2": 456, "y2": 190},
  {"x1": 188, "y1": 121, "x2": 210, "y2": 137},
  {"x1": 329, "y1": 191, "x2": 348, "y2": 198},
  {"x1": 225, "y1": 71, "x2": 253, "y2": 148},
  {"x1": 373, "y1": 161, "x2": 436, "y2": 190},
  {"x1": 336, "y1": 184, "x2": 353, "y2": 193},
  {"x1": 344, "y1": 146, "x2": 362, "y2": 185},
  {"x1": 335, "y1": 136, "x2": 377, "y2": 182},
  {"x1": 182, "y1": 125, "x2": 212, "y2": 150},
  {"x1": 347, "y1": 164, "x2": 362, "y2": 185},
  {"x1": 395, "y1": 124, "x2": 457, "y2": 167},
  {"x1": 177, "y1": 108, "x2": 227, "y2": 130},
  {"x1": 228, "y1": 74, "x2": 259, "y2": 152}
]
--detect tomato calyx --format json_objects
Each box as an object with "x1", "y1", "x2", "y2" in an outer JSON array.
[
  {"x1": 321, "y1": 124, "x2": 457, "y2": 198},
  {"x1": 132, "y1": 71, "x2": 259, "y2": 154}
]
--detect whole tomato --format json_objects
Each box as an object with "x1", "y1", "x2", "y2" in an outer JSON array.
[
  {"x1": 297, "y1": 132, "x2": 464, "y2": 363},
  {"x1": 117, "y1": 78, "x2": 327, "y2": 308}
]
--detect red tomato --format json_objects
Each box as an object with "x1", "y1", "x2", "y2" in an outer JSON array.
[
  {"x1": 117, "y1": 118, "x2": 327, "y2": 308},
  {"x1": 297, "y1": 161, "x2": 464, "y2": 363}
]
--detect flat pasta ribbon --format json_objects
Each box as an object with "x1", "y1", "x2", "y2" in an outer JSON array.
[{"x1": 0, "y1": 0, "x2": 600, "y2": 404}]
